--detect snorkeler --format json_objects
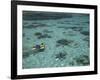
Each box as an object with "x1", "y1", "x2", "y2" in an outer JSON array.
[
  {"x1": 32, "y1": 44, "x2": 40, "y2": 50},
  {"x1": 40, "y1": 43, "x2": 45, "y2": 49},
  {"x1": 32, "y1": 43, "x2": 45, "y2": 51}
]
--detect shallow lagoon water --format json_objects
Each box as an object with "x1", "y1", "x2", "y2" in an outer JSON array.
[{"x1": 22, "y1": 11, "x2": 90, "y2": 69}]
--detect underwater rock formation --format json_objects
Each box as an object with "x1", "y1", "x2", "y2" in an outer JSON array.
[
  {"x1": 62, "y1": 32, "x2": 66, "y2": 34},
  {"x1": 23, "y1": 50, "x2": 33, "y2": 58},
  {"x1": 69, "y1": 61, "x2": 75, "y2": 66},
  {"x1": 23, "y1": 51, "x2": 29, "y2": 58},
  {"x1": 57, "y1": 26, "x2": 71, "y2": 30},
  {"x1": 74, "y1": 55, "x2": 90, "y2": 66},
  {"x1": 66, "y1": 32, "x2": 76, "y2": 36},
  {"x1": 83, "y1": 36, "x2": 89, "y2": 42},
  {"x1": 55, "y1": 51, "x2": 67, "y2": 61},
  {"x1": 71, "y1": 27, "x2": 83, "y2": 31},
  {"x1": 34, "y1": 32, "x2": 42, "y2": 36},
  {"x1": 80, "y1": 31, "x2": 89, "y2": 36},
  {"x1": 56, "y1": 39, "x2": 73, "y2": 46},
  {"x1": 23, "y1": 33, "x2": 25, "y2": 37},
  {"x1": 26, "y1": 37, "x2": 30, "y2": 40},
  {"x1": 43, "y1": 29, "x2": 53, "y2": 33},
  {"x1": 69, "y1": 42, "x2": 80, "y2": 48},
  {"x1": 37, "y1": 34, "x2": 52, "y2": 39},
  {"x1": 83, "y1": 36, "x2": 89, "y2": 47},
  {"x1": 60, "y1": 28, "x2": 76, "y2": 36},
  {"x1": 34, "y1": 32, "x2": 52, "y2": 39}
]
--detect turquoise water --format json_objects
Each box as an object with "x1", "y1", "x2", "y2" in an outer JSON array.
[{"x1": 22, "y1": 11, "x2": 90, "y2": 69}]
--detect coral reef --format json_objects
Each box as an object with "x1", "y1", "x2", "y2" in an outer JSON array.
[
  {"x1": 23, "y1": 33, "x2": 25, "y2": 37},
  {"x1": 56, "y1": 39, "x2": 73, "y2": 46},
  {"x1": 74, "y1": 55, "x2": 90, "y2": 66},
  {"x1": 83, "y1": 36, "x2": 89, "y2": 42},
  {"x1": 57, "y1": 26, "x2": 71, "y2": 29},
  {"x1": 69, "y1": 42, "x2": 80, "y2": 48},
  {"x1": 71, "y1": 27, "x2": 83, "y2": 31},
  {"x1": 23, "y1": 50, "x2": 32, "y2": 58},
  {"x1": 43, "y1": 29, "x2": 53, "y2": 33},
  {"x1": 34, "y1": 32, "x2": 52, "y2": 39},
  {"x1": 26, "y1": 37, "x2": 30, "y2": 40},
  {"x1": 55, "y1": 51, "x2": 67, "y2": 61},
  {"x1": 83, "y1": 36, "x2": 89, "y2": 47},
  {"x1": 34, "y1": 32, "x2": 42, "y2": 36},
  {"x1": 80, "y1": 31, "x2": 89, "y2": 36},
  {"x1": 38, "y1": 34, "x2": 52, "y2": 39},
  {"x1": 69, "y1": 61, "x2": 75, "y2": 66}
]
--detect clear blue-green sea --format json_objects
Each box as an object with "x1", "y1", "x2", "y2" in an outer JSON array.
[{"x1": 22, "y1": 11, "x2": 90, "y2": 69}]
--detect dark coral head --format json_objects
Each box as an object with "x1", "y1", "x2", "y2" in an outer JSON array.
[
  {"x1": 34, "y1": 32, "x2": 42, "y2": 36},
  {"x1": 55, "y1": 52, "x2": 67, "y2": 61},
  {"x1": 56, "y1": 39, "x2": 73, "y2": 46}
]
